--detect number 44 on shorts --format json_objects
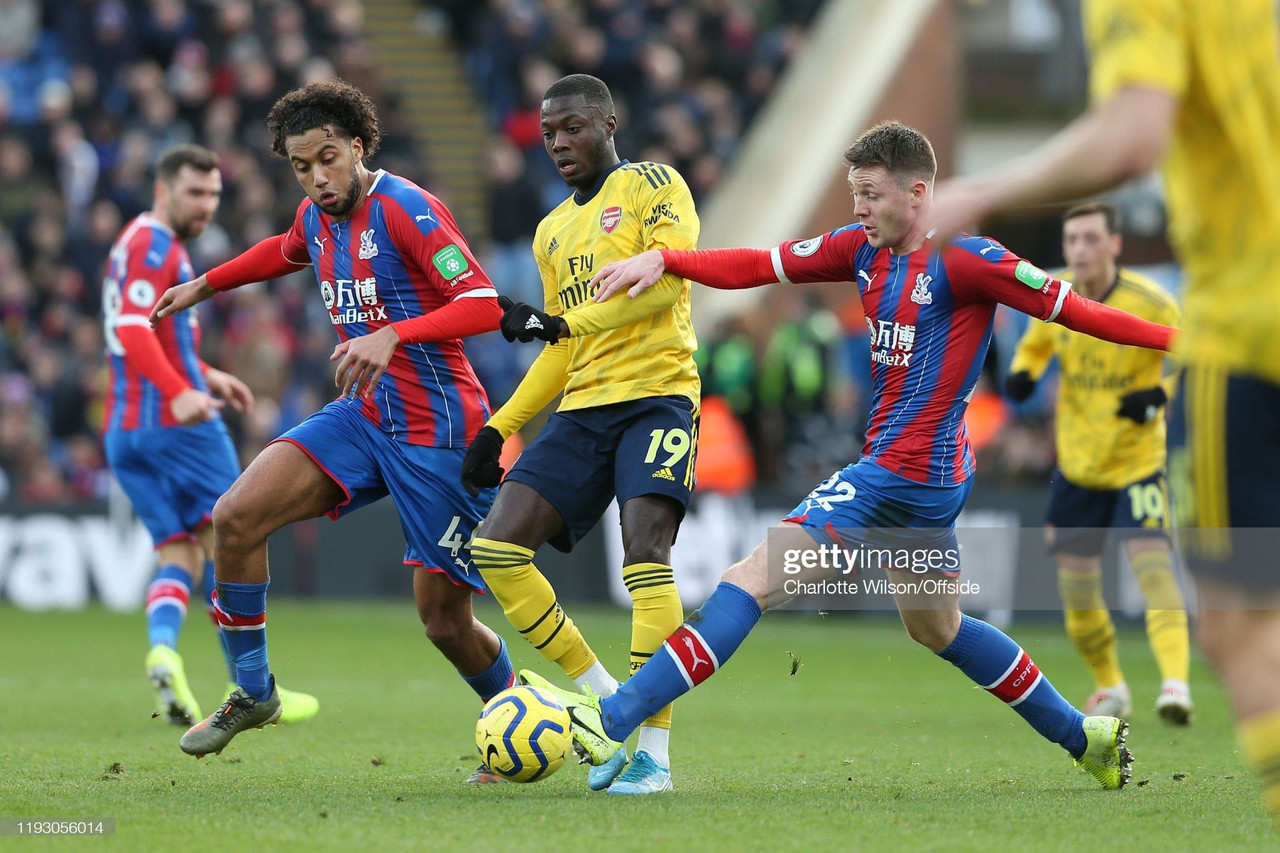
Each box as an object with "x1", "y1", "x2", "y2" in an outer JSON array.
[{"x1": 438, "y1": 515, "x2": 479, "y2": 570}]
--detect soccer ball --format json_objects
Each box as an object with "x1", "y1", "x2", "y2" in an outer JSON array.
[{"x1": 475, "y1": 685, "x2": 572, "y2": 783}]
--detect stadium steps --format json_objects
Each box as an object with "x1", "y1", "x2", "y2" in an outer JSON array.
[{"x1": 362, "y1": 1, "x2": 490, "y2": 241}]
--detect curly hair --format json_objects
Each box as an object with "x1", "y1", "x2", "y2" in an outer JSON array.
[{"x1": 267, "y1": 80, "x2": 382, "y2": 160}]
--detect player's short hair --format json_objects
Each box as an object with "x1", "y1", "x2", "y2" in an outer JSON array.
[
  {"x1": 1062, "y1": 201, "x2": 1120, "y2": 233},
  {"x1": 156, "y1": 144, "x2": 218, "y2": 184},
  {"x1": 844, "y1": 121, "x2": 937, "y2": 185},
  {"x1": 543, "y1": 74, "x2": 614, "y2": 117},
  {"x1": 266, "y1": 79, "x2": 382, "y2": 160}
]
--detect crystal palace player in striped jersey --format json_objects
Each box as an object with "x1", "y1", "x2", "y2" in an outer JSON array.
[
  {"x1": 102, "y1": 144, "x2": 318, "y2": 731},
  {"x1": 530, "y1": 121, "x2": 1177, "y2": 790},
  {"x1": 151, "y1": 82, "x2": 515, "y2": 775}
]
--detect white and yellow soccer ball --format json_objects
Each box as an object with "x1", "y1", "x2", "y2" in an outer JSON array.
[{"x1": 475, "y1": 685, "x2": 572, "y2": 782}]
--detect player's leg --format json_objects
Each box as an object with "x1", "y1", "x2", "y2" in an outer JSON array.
[
  {"x1": 608, "y1": 494, "x2": 684, "y2": 794},
  {"x1": 1045, "y1": 473, "x2": 1129, "y2": 714},
  {"x1": 194, "y1": 524, "x2": 319, "y2": 725},
  {"x1": 896, "y1": 580, "x2": 1131, "y2": 788},
  {"x1": 605, "y1": 397, "x2": 696, "y2": 793},
  {"x1": 1171, "y1": 366, "x2": 1280, "y2": 818},
  {"x1": 103, "y1": 428, "x2": 204, "y2": 725},
  {"x1": 1125, "y1": 535, "x2": 1191, "y2": 723},
  {"x1": 471, "y1": 413, "x2": 615, "y2": 695},
  {"x1": 413, "y1": 568, "x2": 511, "y2": 700},
  {"x1": 180, "y1": 437, "x2": 345, "y2": 756}
]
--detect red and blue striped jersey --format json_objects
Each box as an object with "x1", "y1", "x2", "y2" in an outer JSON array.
[
  {"x1": 102, "y1": 214, "x2": 208, "y2": 432},
  {"x1": 279, "y1": 170, "x2": 496, "y2": 447},
  {"x1": 772, "y1": 225, "x2": 1071, "y2": 486}
]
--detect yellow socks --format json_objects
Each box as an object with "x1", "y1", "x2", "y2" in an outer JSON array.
[
  {"x1": 1238, "y1": 709, "x2": 1280, "y2": 821},
  {"x1": 1130, "y1": 549, "x2": 1190, "y2": 684},
  {"x1": 471, "y1": 537, "x2": 596, "y2": 679},
  {"x1": 1059, "y1": 566, "x2": 1124, "y2": 689},
  {"x1": 623, "y1": 562, "x2": 682, "y2": 732}
]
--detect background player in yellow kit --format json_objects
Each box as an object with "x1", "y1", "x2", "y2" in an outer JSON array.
[
  {"x1": 931, "y1": 0, "x2": 1280, "y2": 819},
  {"x1": 460, "y1": 74, "x2": 700, "y2": 795},
  {"x1": 1006, "y1": 202, "x2": 1189, "y2": 723}
]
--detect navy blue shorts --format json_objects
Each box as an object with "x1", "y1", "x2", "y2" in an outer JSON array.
[
  {"x1": 1046, "y1": 468, "x2": 1170, "y2": 557},
  {"x1": 275, "y1": 399, "x2": 496, "y2": 591},
  {"x1": 104, "y1": 420, "x2": 240, "y2": 547},
  {"x1": 783, "y1": 460, "x2": 972, "y2": 577},
  {"x1": 1168, "y1": 367, "x2": 1280, "y2": 592},
  {"x1": 505, "y1": 395, "x2": 698, "y2": 552}
]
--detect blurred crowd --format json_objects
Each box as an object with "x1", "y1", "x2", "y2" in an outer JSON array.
[{"x1": 0, "y1": 0, "x2": 1056, "y2": 508}]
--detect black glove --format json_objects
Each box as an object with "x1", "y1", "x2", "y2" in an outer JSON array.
[
  {"x1": 461, "y1": 426, "x2": 504, "y2": 497},
  {"x1": 500, "y1": 300, "x2": 566, "y2": 344},
  {"x1": 1004, "y1": 370, "x2": 1037, "y2": 402},
  {"x1": 1117, "y1": 385, "x2": 1168, "y2": 424}
]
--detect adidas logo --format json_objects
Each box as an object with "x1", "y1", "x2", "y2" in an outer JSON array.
[
  {"x1": 525, "y1": 315, "x2": 544, "y2": 330},
  {"x1": 548, "y1": 237, "x2": 559, "y2": 255},
  {"x1": 652, "y1": 467, "x2": 675, "y2": 481}
]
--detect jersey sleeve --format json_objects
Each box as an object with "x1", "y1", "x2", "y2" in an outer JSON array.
[
  {"x1": 1008, "y1": 318, "x2": 1056, "y2": 380},
  {"x1": 947, "y1": 239, "x2": 1073, "y2": 322},
  {"x1": 384, "y1": 195, "x2": 497, "y2": 301},
  {"x1": 280, "y1": 198, "x2": 313, "y2": 263},
  {"x1": 1087, "y1": 0, "x2": 1188, "y2": 103},
  {"x1": 772, "y1": 225, "x2": 866, "y2": 284},
  {"x1": 112, "y1": 233, "x2": 191, "y2": 397}
]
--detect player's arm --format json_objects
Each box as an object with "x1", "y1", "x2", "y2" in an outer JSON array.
[
  {"x1": 1005, "y1": 319, "x2": 1055, "y2": 401},
  {"x1": 931, "y1": 1, "x2": 1184, "y2": 235},
  {"x1": 150, "y1": 208, "x2": 312, "y2": 324},
  {"x1": 952, "y1": 249, "x2": 1175, "y2": 351},
  {"x1": 1118, "y1": 295, "x2": 1182, "y2": 423},
  {"x1": 590, "y1": 228, "x2": 863, "y2": 300}
]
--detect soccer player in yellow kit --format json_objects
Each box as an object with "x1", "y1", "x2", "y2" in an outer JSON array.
[
  {"x1": 932, "y1": 0, "x2": 1280, "y2": 820},
  {"x1": 1007, "y1": 203, "x2": 1189, "y2": 723},
  {"x1": 460, "y1": 74, "x2": 700, "y2": 794}
]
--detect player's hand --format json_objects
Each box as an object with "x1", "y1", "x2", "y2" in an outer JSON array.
[
  {"x1": 590, "y1": 250, "x2": 665, "y2": 302},
  {"x1": 203, "y1": 367, "x2": 255, "y2": 413},
  {"x1": 500, "y1": 301, "x2": 568, "y2": 344},
  {"x1": 1117, "y1": 385, "x2": 1168, "y2": 424},
  {"x1": 169, "y1": 388, "x2": 224, "y2": 425},
  {"x1": 460, "y1": 425, "x2": 504, "y2": 497},
  {"x1": 150, "y1": 277, "x2": 216, "y2": 326},
  {"x1": 1003, "y1": 370, "x2": 1037, "y2": 402},
  {"x1": 331, "y1": 325, "x2": 400, "y2": 399}
]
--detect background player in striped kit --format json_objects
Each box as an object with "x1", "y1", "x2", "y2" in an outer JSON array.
[
  {"x1": 534, "y1": 121, "x2": 1177, "y2": 790},
  {"x1": 1006, "y1": 202, "x2": 1190, "y2": 724},
  {"x1": 151, "y1": 82, "x2": 513, "y2": 777},
  {"x1": 460, "y1": 74, "x2": 701, "y2": 794},
  {"x1": 101, "y1": 144, "x2": 318, "y2": 729}
]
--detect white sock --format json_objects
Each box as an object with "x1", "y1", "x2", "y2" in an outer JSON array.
[
  {"x1": 573, "y1": 661, "x2": 618, "y2": 697},
  {"x1": 637, "y1": 725, "x2": 670, "y2": 768}
]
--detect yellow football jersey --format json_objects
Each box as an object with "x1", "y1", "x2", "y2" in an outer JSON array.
[
  {"x1": 1086, "y1": 0, "x2": 1280, "y2": 382},
  {"x1": 534, "y1": 160, "x2": 701, "y2": 411},
  {"x1": 1010, "y1": 268, "x2": 1181, "y2": 489}
]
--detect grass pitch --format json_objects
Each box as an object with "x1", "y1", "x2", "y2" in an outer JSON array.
[{"x1": 0, "y1": 601, "x2": 1273, "y2": 851}]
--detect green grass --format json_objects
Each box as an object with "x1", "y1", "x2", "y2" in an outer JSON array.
[{"x1": 0, "y1": 601, "x2": 1273, "y2": 851}]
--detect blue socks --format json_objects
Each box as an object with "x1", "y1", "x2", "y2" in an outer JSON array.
[
  {"x1": 213, "y1": 580, "x2": 273, "y2": 701},
  {"x1": 201, "y1": 562, "x2": 239, "y2": 683},
  {"x1": 145, "y1": 564, "x2": 192, "y2": 649},
  {"x1": 939, "y1": 614, "x2": 1087, "y2": 758},
  {"x1": 461, "y1": 635, "x2": 515, "y2": 702},
  {"x1": 600, "y1": 582, "x2": 762, "y2": 742}
]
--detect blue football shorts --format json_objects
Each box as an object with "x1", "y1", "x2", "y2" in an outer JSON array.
[
  {"x1": 1045, "y1": 468, "x2": 1169, "y2": 557},
  {"x1": 782, "y1": 459, "x2": 973, "y2": 577},
  {"x1": 104, "y1": 420, "x2": 240, "y2": 547},
  {"x1": 274, "y1": 399, "x2": 496, "y2": 591},
  {"x1": 505, "y1": 395, "x2": 698, "y2": 552}
]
